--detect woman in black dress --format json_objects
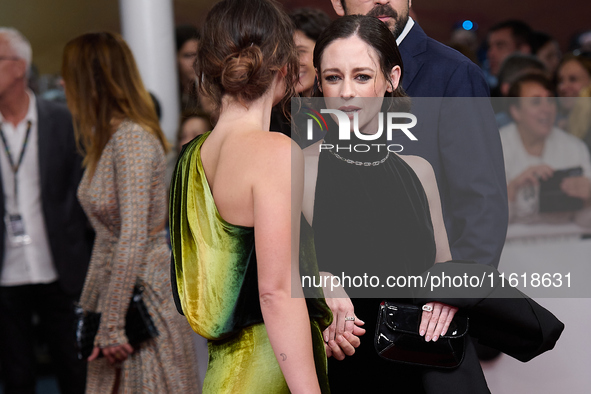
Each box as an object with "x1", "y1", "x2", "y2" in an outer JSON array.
[{"x1": 302, "y1": 15, "x2": 490, "y2": 393}]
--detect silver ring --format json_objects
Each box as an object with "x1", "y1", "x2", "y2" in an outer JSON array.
[
  {"x1": 344, "y1": 316, "x2": 355, "y2": 321},
  {"x1": 422, "y1": 305, "x2": 433, "y2": 312}
]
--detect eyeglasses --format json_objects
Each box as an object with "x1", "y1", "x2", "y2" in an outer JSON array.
[{"x1": 0, "y1": 56, "x2": 20, "y2": 61}]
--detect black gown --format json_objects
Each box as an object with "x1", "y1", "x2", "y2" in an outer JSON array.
[{"x1": 312, "y1": 131, "x2": 490, "y2": 393}]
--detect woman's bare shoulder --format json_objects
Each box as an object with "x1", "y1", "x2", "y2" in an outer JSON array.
[
  {"x1": 399, "y1": 154, "x2": 435, "y2": 179},
  {"x1": 236, "y1": 129, "x2": 291, "y2": 152},
  {"x1": 224, "y1": 131, "x2": 303, "y2": 178},
  {"x1": 398, "y1": 154, "x2": 438, "y2": 195}
]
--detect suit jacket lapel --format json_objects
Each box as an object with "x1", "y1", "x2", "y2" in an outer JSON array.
[
  {"x1": 36, "y1": 98, "x2": 52, "y2": 198},
  {"x1": 399, "y1": 23, "x2": 428, "y2": 92}
]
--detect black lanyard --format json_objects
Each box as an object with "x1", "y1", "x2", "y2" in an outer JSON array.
[{"x1": 0, "y1": 120, "x2": 33, "y2": 199}]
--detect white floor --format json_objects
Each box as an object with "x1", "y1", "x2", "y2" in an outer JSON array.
[
  {"x1": 192, "y1": 332, "x2": 209, "y2": 390},
  {"x1": 481, "y1": 236, "x2": 591, "y2": 393},
  {"x1": 482, "y1": 297, "x2": 591, "y2": 393}
]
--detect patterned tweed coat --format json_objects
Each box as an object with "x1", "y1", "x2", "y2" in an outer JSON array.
[{"x1": 78, "y1": 120, "x2": 200, "y2": 393}]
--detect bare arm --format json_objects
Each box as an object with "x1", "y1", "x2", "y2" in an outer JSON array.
[
  {"x1": 254, "y1": 138, "x2": 321, "y2": 394},
  {"x1": 402, "y1": 155, "x2": 457, "y2": 342},
  {"x1": 318, "y1": 272, "x2": 365, "y2": 360},
  {"x1": 403, "y1": 155, "x2": 452, "y2": 264},
  {"x1": 302, "y1": 142, "x2": 365, "y2": 360},
  {"x1": 301, "y1": 140, "x2": 321, "y2": 225}
]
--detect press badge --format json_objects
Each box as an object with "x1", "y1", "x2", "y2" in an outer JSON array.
[{"x1": 5, "y1": 213, "x2": 31, "y2": 246}]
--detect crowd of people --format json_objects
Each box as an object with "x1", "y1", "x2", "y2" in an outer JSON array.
[
  {"x1": 476, "y1": 20, "x2": 591, "y2": 233},
  {"x1": 0, "y1": 0, "x2": 586, "y2": 393}
]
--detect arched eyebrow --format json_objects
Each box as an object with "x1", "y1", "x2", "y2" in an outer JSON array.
[
  {"x1": 322, "y1": 67, "x2": 374, "y2": 74},
  {"x1": 351, "y1": 67, "x2": 374, "y2": 73}
]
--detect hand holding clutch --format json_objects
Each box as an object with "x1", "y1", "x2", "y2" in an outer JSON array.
[{"x1": 419, "y1": 301, "x2": 458, "y2": 342}]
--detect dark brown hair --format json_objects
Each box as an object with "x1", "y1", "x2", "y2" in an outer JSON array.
[
  {"x1": 176, "y1": 110, "x2": 212, "y2": 150},
  {"x1": 507, "y1": 72, "x2": 556, "y2": 110},
  {"x1": 508, "y1": 72, "x2": 555, "y2": 98},
  {"x1": 196, "y1": 0, "x2": 298, "y2": 112},
  {"x1": 290, "y1": 8, "x2": 332, "y2": 42},
  {"x1": 175, "y1": 24, "x2": 200, "y2": 52},
  {"x1": 312, "y1": 15, "x2": 407, "y2": 99},
  {"x1": 488, "y1": 20, "x2": 533, "y2": 49}
]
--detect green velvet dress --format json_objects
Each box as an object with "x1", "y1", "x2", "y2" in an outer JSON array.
[{"x1": 169, "y1": 133, "x2": 332, "y2": 393}]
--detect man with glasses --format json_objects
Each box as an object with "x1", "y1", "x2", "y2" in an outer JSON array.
[{"x1": 0, "y1": 28, "x2": 93, "y2": 394}]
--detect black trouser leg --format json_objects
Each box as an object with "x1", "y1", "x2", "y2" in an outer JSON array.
[
  {"x1": 36, "y1": 282, "x2": 86, "y2": 394},
  {"x1": 421, "y1": 336, "x2": 491, "y2": 394},
  {"x1": 0, "y1": 285, "x2": 37, "y2": 394}
]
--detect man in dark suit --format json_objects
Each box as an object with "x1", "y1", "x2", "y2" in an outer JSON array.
[
  {"x1": 331, "y1": 0, "x2": 508, "y2": 269},
  {"x1": 0, "y1": 28, "x2": 93, "y2": 394}
]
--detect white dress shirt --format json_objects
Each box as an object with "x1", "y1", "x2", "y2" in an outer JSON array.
[
  {"x1": 0, "y1": 92, "x2": 57, "y2": 286},
  {"x1": 396, "y1": 17, "x2": 415, "y2": 46}
]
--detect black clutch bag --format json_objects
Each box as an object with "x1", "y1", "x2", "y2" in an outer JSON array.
[
  {"x1": 374, "y1": 301, "x2": 468, "y2": 368},
  {"x1": 539, "y1": 166, "x2": 584, "y2": 213},
  {"x1": 74, "y1": 284, "x2": 159, "y2": 360}
]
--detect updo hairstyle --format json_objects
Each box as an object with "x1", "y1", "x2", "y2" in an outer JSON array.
[{"x1": 197, "y1": 0, "x2": 298, "y2": 111}]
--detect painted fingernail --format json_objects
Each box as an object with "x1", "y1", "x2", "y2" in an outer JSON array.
[
  {"x1": 432, "y1": 336, "x2": 438, "y2": 342},
  {"x1": 420, "y1": 330, "x2": 425, "y2": 336},
  {"x1": 324, "y1": 334, "x2": 328, "y2": 342},
  {"x1": 425, "y1": 335, "x2": 431, "y2": 342}
]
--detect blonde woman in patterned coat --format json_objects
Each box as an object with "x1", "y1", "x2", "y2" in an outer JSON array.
[{"x1": 61, "y1": 32, "x2": 200, "y2": 393}]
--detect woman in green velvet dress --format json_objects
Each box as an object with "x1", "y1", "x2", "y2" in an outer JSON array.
[{"x1": 169, "y1": 0, "x2": 332, "y2": 393}]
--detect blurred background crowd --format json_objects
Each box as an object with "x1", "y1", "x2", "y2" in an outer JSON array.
[
  {"x1": 1, "y1": 0, "x2": 591, "y2": 393},
  {"x1": 4, "y1": 0, "x2": 591, "y2": 154}
]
